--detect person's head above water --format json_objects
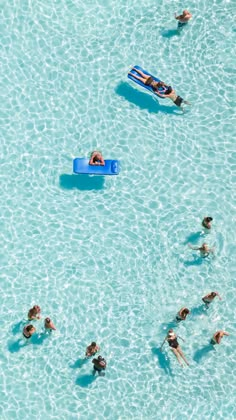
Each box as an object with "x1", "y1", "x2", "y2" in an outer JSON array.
[
  {"x1": 28, "y1": 305, "x2": 41, "y2": 318},
  {"x1": 168, "y1": 329, "x2": 175, "y2": 337},
  {"x1": 183, "y1": 308, "x2": 190, "y2": 315},
  {"x1": 202, "y1": 216, "x2": 213, "y2": 229},
  {"x1": 25, "y1": 325, "x2": 34, "y2": 332},
  {"x1": 164, "y1": 86, "x2": 173, "y2": 95}
]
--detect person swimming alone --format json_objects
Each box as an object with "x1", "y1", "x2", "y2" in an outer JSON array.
[
  {"x1": 175, "y1": 10, "x2": 192, "y2": 29},
  {"x1": 188, "y1": 242, "x2": 214, "y2": 258},
  {"x1": 202, "y1": 217, "x2": 213, "y2": 230}
]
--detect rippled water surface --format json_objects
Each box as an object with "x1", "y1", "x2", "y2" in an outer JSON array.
[{"x1": 0, "y1": 0, "x2": 236, "y2": 419}]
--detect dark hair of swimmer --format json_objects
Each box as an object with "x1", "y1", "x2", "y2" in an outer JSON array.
[
  {"x1": 184, "y1": 308, "x2": 190, "y2": 314},
  {"x1": 165, "y1": 86, "x2": 173, "y2": 94},
  {"x1": 26, "y1": 325, "x2": 34, "y2": 332},
  {"x1": 45, "y1": 318, "x2": 51, "y2": 323},
  {"x1": 206, "y1": 217, "x2": 213, "y2": 222},
  {"x1": 91, "y1": 342, "x2": 96, "y2": 347},
  {"x1": 211, "y1": 292, "x2": 217, "y2": 297}
]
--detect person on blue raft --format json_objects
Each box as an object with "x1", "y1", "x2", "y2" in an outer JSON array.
[
  {"x1": 89, "y1": 150, "x2": 105, "y2": 166},
  {"x1": 128, "y1": 67, "x2": 191, "y2": 110},
  {"x1": 73, "y1": 154, "x2": 120, "y2": 175},
  {"x1": 128, "y1": 67, "x2": 169, "y2": 94}
]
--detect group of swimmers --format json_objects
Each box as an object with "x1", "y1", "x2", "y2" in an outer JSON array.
[
  {"x1": 160, "y1": 217, "x2": 230, "y2": 367},
  {"x1": 22, "y1": 311, "x2": 106, "y2": 375},
  {"x1": 188, "y1": 217, "x2": 215, "y2": 258},
  {"x1": 22, "y1": 305, "x2": 56, "y2": 339},
  {"x1": 86, "y1": 342, "x2": 107, "y2": 376},
  {"x1": 21, "y1": 10, "x2": 228, "y2": 374},
  {"x1": 22, "y1": 216, "x2": 229, "y2": 371}
]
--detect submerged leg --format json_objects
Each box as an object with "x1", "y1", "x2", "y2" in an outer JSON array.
[
  {"x1": 171, "y1": 348, "x2": 183, "y2": 367},
  {"x1": 178, "y1": 347, "x2": 189, "y2": 366}
]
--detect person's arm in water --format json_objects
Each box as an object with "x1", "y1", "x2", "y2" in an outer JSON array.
[
  {"x1": 160, "y1": 337, "x2": 167, "y2": 350},
  {"x1": 175, "y1": 11, "x2": 192, "y2": 21},
  {"x1": 215, "y1": 292, "x2": 222, "y2": 300},
  {"x1": 154, "y1": 91, "x2": 170, "y2": 98},
  {"x1": 188, "y1": 243, "x2": 200, "y2": 250},
  {"x1": 177, "y1": 335, "x2": 185, "y2": 342},
  {"x1": 174, "y1": 13, "x2": 181, "y2": 20}
]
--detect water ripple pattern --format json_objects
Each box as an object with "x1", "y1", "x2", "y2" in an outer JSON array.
[{"x1": 0, "y1": 0, "x2": 236, "y2": 419}]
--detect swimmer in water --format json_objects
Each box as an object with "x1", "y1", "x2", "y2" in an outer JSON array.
[
  {"x1": 44, "y1": 317, "x2": 56, "y2": 331},
  {"x1": 28, "y1": 305, "x2": 41, "y2": 320},
  {"x1": 128, "y1": 67, "x2": 169, "y2": 93},
  {"x1": 202, "y1": 217, "x2": 213, "y2": 230},
  {"x1": 89, "y1": 151, "x2": 105, "y2": 166},
  {"x1": 23, "y1": 324, "x2": 36, "y2": 339},
  {"x1": 85, "y1": 342, "x2": 100, "y2": 358},
  {"x1": 202, "y1": 292, "x2": 222, "y2": 308},
  {"x1": 92, "y1": 355, "x2": 107, "y2": 376},
  {"x1": 211, "y1": 330, "x2": 229, "y2": 345},
  {"x1": 175, "y1": 10, "x2": 192, "y2": 29},
  {"x1": 188, "y1": 242, "x2": 214, "y2": 258},
  {"x1": 156, "y1": 85, "x2": 191, "y2": 110},
  {"x1": 176, "y1": 307, "x2": 190, "y2": 322},
  {"x1": 160, "y1": 329, "x2": 189, "y2": 367}
]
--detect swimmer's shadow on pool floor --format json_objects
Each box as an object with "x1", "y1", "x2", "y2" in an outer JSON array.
[
  {"x1": 161, "y1": 28, "x2": 180, "y2": 38},
  {"x1": 116, "y1": 82, "x2": 180, "y2": 115},
  {"x1": 183, "y1": 231, "x2": 206, "y2": 245},
  {"x1": 183, "y1": 254, "x2": 209, "y2": 267},
  {"x1": 70, "y1": 358, "x2": 88, "y2": 369},
  {"x1": 193, "y1": 344, "x2": 216, "y2": 363},
  {"x1": 59, "y1": 174, "x2": 105, "y2": 191},
  {"x1": 8, "y1": 332, "x2": 51, "y2": 352},
  {"x1": 75, "y1": 374, "x2": 97, "y2": 387},
  {"x1": 151, "y1": 343, "x2": 174, "y2": 376}
]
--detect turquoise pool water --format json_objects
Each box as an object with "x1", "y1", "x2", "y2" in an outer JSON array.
[{"x1": 0, "y1": 0, "x2": 236, "y2": 419}]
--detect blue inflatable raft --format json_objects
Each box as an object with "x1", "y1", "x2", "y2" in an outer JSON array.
[
  {"x1": 73, "y1": 158, "x2": 120, "y2": 175},
  {"x1": 128, "y1": 65, "x2": 166, "y2": 97}
]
